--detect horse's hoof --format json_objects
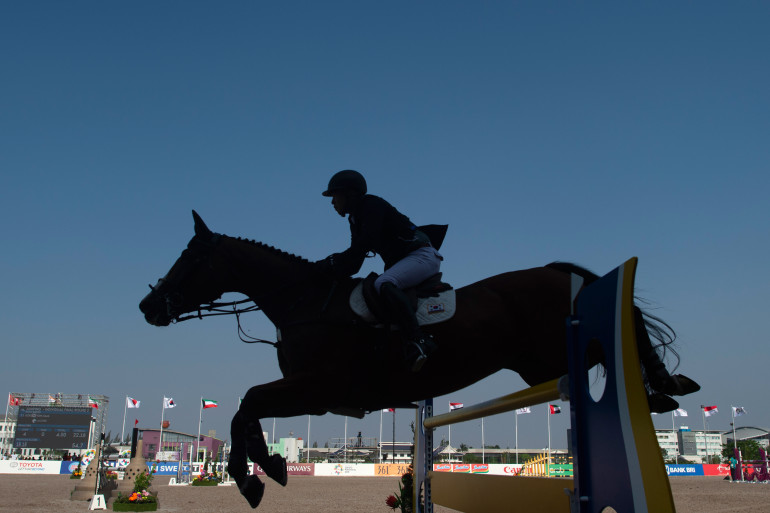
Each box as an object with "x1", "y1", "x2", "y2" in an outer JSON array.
[
  {"x1": 668, "y1": 374, "x2": 701, "y2": 396},
  {"x1": 266, "y1": 455, "x2": 288, "y2": 486},
  {"x1": 411, "y1": 354, "x2": 428, "y2": 373},
  {"x1": 238, "y1": 475, "x2": 265, "y2": 509},
  {"x1": 648, "y1": 393, "x2": 679, "y2": 414}
]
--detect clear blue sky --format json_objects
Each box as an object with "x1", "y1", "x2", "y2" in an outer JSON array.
[{"x1": 2, "y1": 2, "x2": 768, "y2": 452}]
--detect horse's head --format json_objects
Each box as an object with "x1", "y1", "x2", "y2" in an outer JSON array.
[{"x1": 139, "y1": 211, "x2": 224, "y2": 326}]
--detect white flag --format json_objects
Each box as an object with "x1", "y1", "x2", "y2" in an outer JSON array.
[
  {"x1": 674, "y1": 408, "x2": 688, "y2": 417},
  {"x1": 163, "y1": 397, "x2": 176, "y2": 409},
  {"x1": 732, "y1": 406, "x2": 747, "y2": 417},
  {"x1": 516, "y1": 407, "x2": 531, "y2": 415},
  {"x1": 126, "y1": 397, "x2": 140, "y2": 409}
]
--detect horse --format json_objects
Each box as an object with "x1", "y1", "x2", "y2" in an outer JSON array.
[{"x1": 139, "y1": 211, "x2": 699, "y2": 508}]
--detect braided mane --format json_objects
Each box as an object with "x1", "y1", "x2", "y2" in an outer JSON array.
[{"x1": 223, "y1": 234, "x2": 313, "y2": 266}]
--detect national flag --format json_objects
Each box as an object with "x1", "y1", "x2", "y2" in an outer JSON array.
[
  {"x1": 549, "y1": 405, "x2": 561, "y2": 414},
  {"x1": 674, "y1": 408, "x2": 688, "y2": 417},
  {"x1": 449, "y1": 402, "x2": 464, "y2": 411},
  {"x1": 8, "y1": 394, "x2": 20, "y2": 406},
  {"x1": 48, "y1": 394, "x2": 56, "y2": 404},
  {"x1": 732, "y1": 406, "x2": 747, "y2": 417},
  {"x1": 702, "y1": 405, "x2": 718, "y2": 417},
  {"x1": 127, "y1": 397, "x2": 140, "y2": 409},
  {"x1": 88, "y1": 396, "x2": 99, "y2": 408},
  {"x1": 163, "y1": 397, "x2": 176, "y2": 409},
  {"x1": 202, "y1": 399, "x2": 218, "y2": 409},
  {"x1": 516, "y1": 407, "x2": 531, "y2": 415},
  {"x1": 382, "y1": 408, "x2": 394, "y2": 413}
]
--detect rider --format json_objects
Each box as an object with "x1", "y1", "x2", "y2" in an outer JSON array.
[{"x1": 317, "y1": 170, "x2": 440, "y2": 372}]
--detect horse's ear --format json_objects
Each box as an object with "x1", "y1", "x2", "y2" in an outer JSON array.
[{"x1": 192, "y1": 210, "x2": 213, "y2": 238}]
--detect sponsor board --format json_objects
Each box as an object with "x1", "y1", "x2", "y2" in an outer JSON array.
[
  {"x1": 665, "y1": 464, "x2": 704, "y2": 476},
  {"x1": 432, "y1": 464, "x2": 523, "y2": 476},
  {"x1": 0, "y1": 461, "x2": 62, "y2": 475},
  {"x1": 374, "y1": 464, "x2": 412, "y2": 477},
  {"x1": 252, "y1": 463, "x2": 315, "y2": 476},
  {"x1": 452, "y1": 464, "x2": 471, "y2": 473},
  {"x1": 471, "y1": 464, "x2": 489, "y2": 474},
  {"x1": 314, "y1": 463, "x2": 375, "y2": 477},
  {"x1": 703, "y1": 464, "x2": 730, "y2": 476}
]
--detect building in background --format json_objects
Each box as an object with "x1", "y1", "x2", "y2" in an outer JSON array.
[
  {"x1": 655, "y1": 427, "x2": 725, "y2": 463},
  {"x1": 140, "y1": 429, "x2": 224, "y2": 463}
]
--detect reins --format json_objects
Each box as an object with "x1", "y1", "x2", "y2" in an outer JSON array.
[{"x1": 172, "y1": 298, "x2": 278, "y2": 347}]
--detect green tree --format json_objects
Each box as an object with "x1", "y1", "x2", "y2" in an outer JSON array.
[{"x1": 721, "y1": 439, "x2": 762, "y2": 462}]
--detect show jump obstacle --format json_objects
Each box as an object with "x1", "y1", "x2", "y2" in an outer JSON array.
[{"x1": 413, "y1": 258, "x2": 676, "y2": 513}]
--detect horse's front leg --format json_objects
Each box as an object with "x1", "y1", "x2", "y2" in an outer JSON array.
[{"x1": 229, "y1": 375, "x2": 334, "y2": 509}]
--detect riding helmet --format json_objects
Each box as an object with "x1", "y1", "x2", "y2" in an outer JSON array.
[{"x1": 322, "y1": 170, "x2": 367, "y2": 197}]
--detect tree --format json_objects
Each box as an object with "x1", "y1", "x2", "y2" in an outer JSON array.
[
  {"x1": 459, "y1": 443, "x2": 468, "y2": 452},
  {"x1": 721, "y1": 439, "x2": 762, "y2": 462}
]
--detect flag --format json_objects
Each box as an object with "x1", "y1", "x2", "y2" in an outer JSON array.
[
  {"x1": 516, "y1": 407, "x2": 531, "y2": 415},
  {"x1": 163, "y1": 397, "x2": 176, "y2": 409},
  {"x1": 732, "y1": 406, "x2": 747, "y2": 417},
  {"x1": 135, "y1": 419, "x2": 139, "y2": 426},
  {"x1": 449, "y1": 402, "x2": 464, "y2": 411},
  {"x1": 88, "y1": 396, "x2": 99, "y2": 409},
  {"x1": 8, "y1": 394, "x2": 20, "y2": 406},
  {"x1": 382, "y1": 408, "x2": 394, "y2": 413},
  {"x1": 674, "y1": 408, "x2": 688, "y2": 417},
  {"x1": 202, "y1": 399, "x2": 218, "y2": 409},
  {"x1": 48, "y1": 394, "x2": 56, "y2": 404},
  {"x1": 127, "y1": 397, "x2": 140, "y2": 408},
  {"x1": 703, "y1": 405, "x2": 718, "y2": 417},
  {"x1": 549, "y1": 405, "x2": 561, "y2": 414}
]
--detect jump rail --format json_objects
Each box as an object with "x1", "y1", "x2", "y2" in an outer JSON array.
[{"x1": 413, "y1": 258, "x2": 675, "y2": 513}]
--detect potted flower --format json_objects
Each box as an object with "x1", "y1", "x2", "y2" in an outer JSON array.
[
  {"x1": 385, "y1": 465, "x2": 415, "y2": 513},
  {"x1": 70, "y1": 463, "x2": 83, "y2": 479},
  {"x1": 190, "y1": 469, "x2": 221, "y2": 487},
  {"x1": 112, "y1": 470, "x2": 158, "y2": 511}
]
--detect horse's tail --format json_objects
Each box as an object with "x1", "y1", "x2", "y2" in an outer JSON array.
[{"x1": 545, "y1": 262, "x2": 679, "y2": 372}]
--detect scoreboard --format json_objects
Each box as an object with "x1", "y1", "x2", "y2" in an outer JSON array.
[{"x1": 13, "y1": 406, "x2": 91, "y2": 450}]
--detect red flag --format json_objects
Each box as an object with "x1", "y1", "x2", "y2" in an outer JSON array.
[
  {"x1": 703, "y1": 405, "x2": 718, "y2": 417},
  {"x1": 134, "y1": 419, "x2": 139, "y2": 426},
  {"x1": 8, "y1": 394, "x2": 20, "y2": 406},
  {"x1": 549, "y1": 404, "x2": 561, "y2": 414}
]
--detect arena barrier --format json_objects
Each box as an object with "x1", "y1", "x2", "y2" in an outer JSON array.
[{"x1": 413, "y1": 258, "x2": 675, "y2": 513}]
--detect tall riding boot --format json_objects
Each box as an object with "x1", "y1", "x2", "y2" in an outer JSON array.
[{"x1": 379, "y1": 282, "x2": 437, "y2": 372}]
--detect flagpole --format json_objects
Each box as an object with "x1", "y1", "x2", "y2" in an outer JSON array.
[
  {"x1": 306, "y1": 415, "x2": 311, "y2": 463},
  {"x1": 448, "y1": 403, "x2": 451, "y2": 459},
  {"x1": 700, "y1": 405, "x2": 708, "y2": 464},
  {"x1": 515, "y1": 411, "x2": 519, "y2": 466},
  {"x1": 379, "y1": 410, "x2": 383, "y2": 463},
  {"x1": 672, "y1": 411, "x2": 677, "y2": 464},
  {"x1": 121, "y1": 396, "x2": 128, "y2": 446},
  {"x1": 393, "y1": 409, "x2": 396, "y2": 465},
  {"x1": 3, "y1": 395, "x2": 9, "y2": 458},
  {"x1": 159, "y1": 398, "x2": 165, "y2": 459},
  {"x1": 197, "y1": 397, "x2": 203, "y2": 463},
  {"x1": 731, "y1": 406, "x2": 737, "y2": 452},
  {"x1": 547, "y1": 406, "x2": 551, "y2": 474},
  {"x1": 344, "y1": 416, "x2": 348, "y2": 464},
  {"x1": 481, "y1": 418, "x2": 485, "y2": 464}
]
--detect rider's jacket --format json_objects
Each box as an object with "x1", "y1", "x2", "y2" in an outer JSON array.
[{"x1": 326, "y1": 194, "x2": 429, "y2": 277}]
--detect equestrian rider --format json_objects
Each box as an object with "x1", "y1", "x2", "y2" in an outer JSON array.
[{"x1": 317, "y1": 170, "x2": 440, "y2": 372}]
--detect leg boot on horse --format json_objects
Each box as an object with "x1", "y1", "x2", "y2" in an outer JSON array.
[
  {"x1": 634, "y1": 306, "x2": 700, "y2": 412},
  {"x1": 379, "y1": 282, "x2": 437, "y2": 372}
]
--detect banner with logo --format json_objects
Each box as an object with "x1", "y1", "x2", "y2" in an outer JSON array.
[
  {"x1": 0, "y1": 461, "x2": 63, "y2": 474},
  {"x1": 252, "y1": 462, "x2": 315, "y2": 476}
]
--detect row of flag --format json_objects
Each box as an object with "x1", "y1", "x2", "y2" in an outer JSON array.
[
  {"x1": 450, "y1": 402, "x2": 561, "y2": 415},
  {"x1": 8, "y1": 394, "x2": 100, "y2": 408},
  {"x1": 7, "y1": 394, "x2": 221, "y2": 411},
  {"x1": 671, "y1": 406, "x2": 748, "y2": 418}
]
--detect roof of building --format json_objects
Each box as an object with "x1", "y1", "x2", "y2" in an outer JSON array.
[{"x1": 724, "y1": 426, "x2": 770, "y2": 440}]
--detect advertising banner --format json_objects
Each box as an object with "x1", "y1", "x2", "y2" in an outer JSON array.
[
  {"x1": 703, "y1": 464, "x2": 730, "y2": 476},
  {"x1": 314, "y1": 463, "x2": 375, "y2": 477},
  {"x1": 665, "y1": 464, "x2": 704, "y2": 476},
  {"x1": 374, "y1": 464, "x2": 412, "y2": 477},
  {"x1": 252, "y1": 463, "x2": 315, "y2": 476},
  {"x1": 0, "y1": 460, "x2": 63, "y2": 475}
]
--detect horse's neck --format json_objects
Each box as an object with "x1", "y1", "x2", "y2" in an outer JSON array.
[{"x1": 219, "y1": 237, "x2": 325, "y2": 323}]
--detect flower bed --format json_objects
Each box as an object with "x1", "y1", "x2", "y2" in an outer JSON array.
[
  {"x1": 190, "y1": 479, "x2": 219, "y2": 486},
  {"x1": 112, "y1": 501, "x2": 158, "y2": 512}
]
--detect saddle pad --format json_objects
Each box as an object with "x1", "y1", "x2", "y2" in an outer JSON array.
[{"x1": 349, "y1": 282, "x2": 456, "y2": 327}]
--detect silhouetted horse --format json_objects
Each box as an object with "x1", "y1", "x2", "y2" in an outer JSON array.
[{"x1": 139, "y1": 211, "x2": 698, "y2": 508}]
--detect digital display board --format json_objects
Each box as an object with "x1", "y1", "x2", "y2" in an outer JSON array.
[{"x1": 13, "y1": 406, "x2": 91, "y2": 449}]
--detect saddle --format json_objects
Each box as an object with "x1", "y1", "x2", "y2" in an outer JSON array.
[{"x1": 349, "y1": 272, "x2": 456, "y2": 327}]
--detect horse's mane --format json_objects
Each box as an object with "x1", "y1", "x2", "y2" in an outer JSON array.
[{"x1": 222, "y1": 234, "x2": 314, "y2": 267}]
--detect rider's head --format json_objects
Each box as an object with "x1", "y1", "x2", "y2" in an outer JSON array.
[{"x1": 322, "y1": 170, "x2": 367, "y2": 216}]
